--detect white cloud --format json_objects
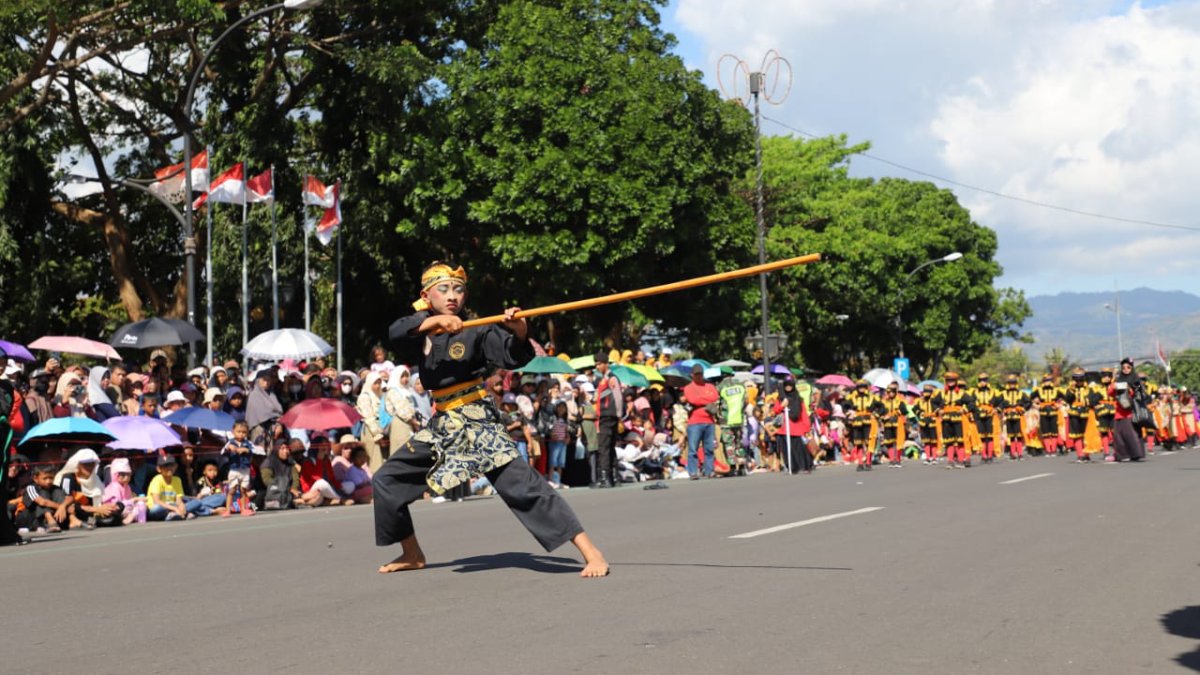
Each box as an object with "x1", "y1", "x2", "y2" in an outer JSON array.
[{"x1": 672, "y1": 0, "x2": 1200, "y2": 295}]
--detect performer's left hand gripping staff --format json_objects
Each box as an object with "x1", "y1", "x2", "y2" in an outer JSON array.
[{"x1": 375, "y1": 263, "x2": 608, "y2": 578}]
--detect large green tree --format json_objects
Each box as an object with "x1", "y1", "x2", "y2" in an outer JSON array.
[{"x1": 742, "y1": 135, "x2": 1031, "y2": 377}]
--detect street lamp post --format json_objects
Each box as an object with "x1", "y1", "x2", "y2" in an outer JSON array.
[
  {"x1": 895, "y1": 252, "x2": 963, "y2": 360},
  {"x1": 181, "y1": 0, "x2": 324, "y2": 367},
  {"x1": 1104, "y1": 282, "x2": 1123, "y2": 361}
]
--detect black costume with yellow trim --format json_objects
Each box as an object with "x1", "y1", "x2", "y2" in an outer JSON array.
[
  {"x1": 997, "y1": 387, "x2": 1031, "y2": 440},
  {"x1": 1095, "y1": 375, "x2": 1116, "y2": 434},
  {"x1": 1033, "y1": 382, "x2": 1063, "y2": 441},
  {"x1": 932, "y1": 386, "x2": 975, "y2": 444},
  {"x1": 1064, "y1": 381, "x2": 1100, "y2": 441},
  {"x1": 846, "y1": 388, "x2": 884, "y2": 448},
  {"x1": 971, "y1": 384, "x2": 999, "y2": 440},
  {"x1": 880, "y1": 394, "x2": 909, "y2": 448},
  {"x1": 372, "y1": 304, "x2": 583, "y2": 552},
  {"x1": 915, "y1": 393, "x2": 940, "y2": 446}
]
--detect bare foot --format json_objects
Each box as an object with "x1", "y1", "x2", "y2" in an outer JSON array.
[
  {"x1": 220, "y1": 510, "x2": 231, "y2": 518},
  {"x1": 378, "y1": 553, "x2": 426, "y2": 574},
  {"x1": 379, "y1": 535, "x2": 426, "y2": 574},
  {"x1": 572, "y1": 532, "x2": 609, "y2": 578}
]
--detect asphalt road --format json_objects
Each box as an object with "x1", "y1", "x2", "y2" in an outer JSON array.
[{"x1": 4, "y1": 451, "x2": 1200, "y2": 675}]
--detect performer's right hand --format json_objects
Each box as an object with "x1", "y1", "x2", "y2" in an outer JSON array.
[{"x1": 421, "y1": 314, "x2": 464, "y2": 335}]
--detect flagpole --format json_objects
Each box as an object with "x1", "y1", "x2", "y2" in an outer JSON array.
[
  {"x1": 304, "y1": 214, "x2": 311, "y2": 333},
  {"x1": 204, "y1": 145, "x2": 214, "y2": 367},
  {"x1": 241, "y1": 167, "x2": 249, "y2": 369},
  {"x1": 270, "y1": 165, "x2": 279, "y2": 331},
  {"x1": 336, "y1": 205, "x2": 343, "y2": 373}
]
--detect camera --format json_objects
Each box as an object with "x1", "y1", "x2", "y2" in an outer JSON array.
[{"x1": 73, "y1": 385, "x2": 86, "y2": 397}]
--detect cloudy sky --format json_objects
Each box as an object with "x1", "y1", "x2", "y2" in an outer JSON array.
[{"x1": 663, "y1": 0, "x2": 1200, "y2": 298}]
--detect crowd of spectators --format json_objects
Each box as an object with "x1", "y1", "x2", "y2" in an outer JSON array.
[{"x1": 9, "y1": 343, "x2": 1195, "y2": 537}]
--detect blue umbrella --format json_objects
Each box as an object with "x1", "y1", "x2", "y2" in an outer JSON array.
[
  {"x1": 678, "y1": 358, "x2": 713, "y2": 371},
  {"x1": 162, "y1": 407, "x2": 235, "y2": 432},
  {"x1": 750, "y1": 363, "x2": 791, "y2": 375},
  {"x1": 918, "y1": 379, "x2": 944, "y2": 390},
  {"x1": 102, "y1": 416, "x2": 183, "y2": 452},
  {"x1": 19, "y1": 417, "x2": 117, "y2": 447}
]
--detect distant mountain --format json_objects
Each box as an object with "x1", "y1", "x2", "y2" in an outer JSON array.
[{"x1": 1015, "y1": 288, "x2": 1200, "y2": 366}]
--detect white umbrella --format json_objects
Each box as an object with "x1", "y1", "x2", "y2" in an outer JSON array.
[
  {"x1": 863, "y1": 368, "x2": 904, "y2": 389},
  {"x1": 732, "y1": 371, "x2": 764, "y2": 384},
  {"x1": 713, "y1": 358, "x2": 752, "y2": 369},
  {"x1": 241, "y1": 328, "x2": 334, "y2": 361}
]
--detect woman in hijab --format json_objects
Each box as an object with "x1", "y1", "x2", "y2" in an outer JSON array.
[
  {"x1": 385, "y1": 365, "x2": 420, "y2": 454},
  {"x1": 772, "y1": 377, "x2": 813, "y2": 474},
  {"x1": 86, "y1": 366, "x2": 121, "y2": 421},
  {"x1": 336, "y1": 372, "x2": 360, "y2": 407},
  {"x1": 246, "y1": 369, "x2": 283, "y2": 444},
  {"x1": 356, "y1": 371, "x2": 388, "y2": 472},
  {"x1": 52, "y1": 372, "x2": 94, "y2": 419},
  {"x1": 1110, "y1": 357, "x2": 1147, "y2": 462},
  {"x1": 54, "y1": 448, "x2": 120, "y2": 528},
  {"x1": 223, "y1": 385, "x2": 247, "y2": 423}
]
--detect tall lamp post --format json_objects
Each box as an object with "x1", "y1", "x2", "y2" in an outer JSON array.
[
  {"x1": 181, "y1": 0, "x2": 324, "y2": 367},
  {"x1": 1104, "y1": 282, "x2": 1123, "y2": 361},
  {"x1": 895, "y1": 252, "x2": 963, "y2": 360}
]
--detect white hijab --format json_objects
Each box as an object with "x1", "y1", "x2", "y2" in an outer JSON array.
[{"x1": 54, "y1": 447, "x2": 105, "y2": 499}]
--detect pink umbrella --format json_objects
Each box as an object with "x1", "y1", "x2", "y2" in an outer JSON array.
[
  {"x1": 29, "y1": 335, "x2": 121, "y2": 360},
  {"x1": 816, "y1": 374, "x2": 854, "y2": 387}
]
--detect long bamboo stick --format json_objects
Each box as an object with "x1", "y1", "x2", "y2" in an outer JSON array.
[{"x1": 461, "y1": 252, "x2": 821, "y2": 329}]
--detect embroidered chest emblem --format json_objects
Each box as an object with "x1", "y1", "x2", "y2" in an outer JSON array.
[{"x1": 448, "y1": 342, "x2": 466, "y2": 360}]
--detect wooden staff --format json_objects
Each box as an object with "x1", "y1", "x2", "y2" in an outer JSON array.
[{"x1": 461, "y1": 252, "x2": 821, "y2": 329}]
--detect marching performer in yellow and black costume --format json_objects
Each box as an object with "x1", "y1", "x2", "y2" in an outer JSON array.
[
  {"x1": 1063, "y1": 368, "x2": 1101, "y2": 463},
  {"x1": 880, "y1": 382, "x2": 910, "y2": 467},
  {"x1": 1032, "y1": 375, "x2": 1063, "y2": 456},
  {"x1": 997, "y1": 374, "x2": 1031, "y2": 460},
  {"x1": 932, "y1": 372, "x2": 975, "y2": 469},
  {"x1": 1095, "y1": 368, "x2": 1117, "y2": 460},
  {"x1": 846, "y1": 379, "x2": 885, "y2": 471},
  {"x1": 971, "y1": 373, "x2": 1002, "y2": 463},
  {"x1": 915, "y1": 383, "x2": 941, "y2": 464}
]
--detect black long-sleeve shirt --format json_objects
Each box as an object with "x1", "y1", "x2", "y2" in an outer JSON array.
[{"x1": 388, "y1": 310, "x2": 534, "y2": 391}]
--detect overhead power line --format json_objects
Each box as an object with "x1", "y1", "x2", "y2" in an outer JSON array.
[{"x1": 760, "y1": 114, "x2": 1200, "y2": 234}]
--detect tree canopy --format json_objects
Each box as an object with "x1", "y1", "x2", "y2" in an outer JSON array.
[{"x1": 0, "y1": 0, "x2": 1027, "y2": 373}]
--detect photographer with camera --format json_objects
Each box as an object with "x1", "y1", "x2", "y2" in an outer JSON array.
[
  {"x1": 1109, "y1": 357, "x2": 1147, "y2": 462},
  {"x1": 51, "y1": 372, "x2": 95, "y2": 420}
]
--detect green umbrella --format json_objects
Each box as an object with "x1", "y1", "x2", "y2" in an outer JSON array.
[
  {"x1": 610, "y1": 364, "x2": 650, "y2": 388},
  {"x1": 567, "y1": 354, "x2": 596, "y2": 371},
  {"x1": 516, "y1": 356, "x2": 576, "y2": 375},
  {"x1": 658, "y1": 365, "x2": 690, "y2": 387}
]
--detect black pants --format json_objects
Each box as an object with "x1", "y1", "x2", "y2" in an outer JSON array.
[
  {"x1": 1112, "y1": 417, "x2": 1145, "y2": 461},
  {"x1": 373, "y1": 440, "x2": 583, "y2": 552},
  {"x1": 595, "y1": 417, "x2": 619, "y2": 480},
  {"x1": 0, "y1": 426, "x2": 17, "y2": 544}
]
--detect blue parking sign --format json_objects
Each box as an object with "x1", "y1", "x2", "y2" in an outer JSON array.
[{"x1": 893, "y1": 357, "x2": 910, "y2": 381}]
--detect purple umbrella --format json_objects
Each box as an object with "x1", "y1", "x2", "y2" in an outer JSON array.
[
  {"x1": 102, "y1": 416, "x2": 183, "y2": 452},
  {"x1": 750, "y1": 363, "x2": 792, "y2": 375},
  {"x1": 0, "y1": 339, "x2": 35, "y2": 363}
]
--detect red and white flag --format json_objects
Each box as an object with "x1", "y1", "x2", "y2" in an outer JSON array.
[
  {"x1": 149, "y1": 150, "x2": 209, "y2": 203},
  {"x1": 1157, "y1": 340, "x2": 1171, "y2": 373},
  {"x1": 193, "y1": 162, "x2": 245, "y2": 209},
  {"x1": 315, "y1": 181, "x2": 341, "y2": 246},
  {"x1": 302, "y1": 174, "x2": 336, "y2": 208},
  {"x1": 246, "y1": 168, "x2": 274, "y2": 204}
]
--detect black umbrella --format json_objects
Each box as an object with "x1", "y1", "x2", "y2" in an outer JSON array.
[{"x1": 110, "y1": 318, "x2": 205, "y2": 349}]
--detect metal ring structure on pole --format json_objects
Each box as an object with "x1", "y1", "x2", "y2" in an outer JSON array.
[{"x1": 717, "y1": 50, "x2": 792, "y2": 397}]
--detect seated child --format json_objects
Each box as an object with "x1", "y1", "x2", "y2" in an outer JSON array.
[
  {"x1": 146, "y1": 455, "x2": 207, "y2": 520},
  {"x1": 101, "y1": 457, "x2": 147, "y2": 525},
  {"x1": 194, "y1": 461, "x2": 232, "y2": 517},
  {"x1": 14, "y1": 466, "x2": 72, "y2": 533}
]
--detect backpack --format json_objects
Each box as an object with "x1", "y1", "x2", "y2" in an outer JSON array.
[{"x1": 262, "y1": 466, "x2": 294, "y2": 510}]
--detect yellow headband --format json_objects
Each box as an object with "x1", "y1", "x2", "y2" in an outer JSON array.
[{"x1": 412, "y1": 264, "x2": 468, "y2": 311}]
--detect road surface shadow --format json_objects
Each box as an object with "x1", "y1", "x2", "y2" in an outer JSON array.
[
  {"x1": 426, "y1": 552, "x2": 582, "y2": 575},
  {"x1": 617, "y1": 562, "x2": 852, "y2": 572},
  {"x1": 1161, "y1": 605, "x2": 1200, "y2": 671}
]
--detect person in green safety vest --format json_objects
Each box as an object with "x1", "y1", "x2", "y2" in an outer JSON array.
[{"x1": 717, "y1": 376, "x2": 748, "y2": 475}]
